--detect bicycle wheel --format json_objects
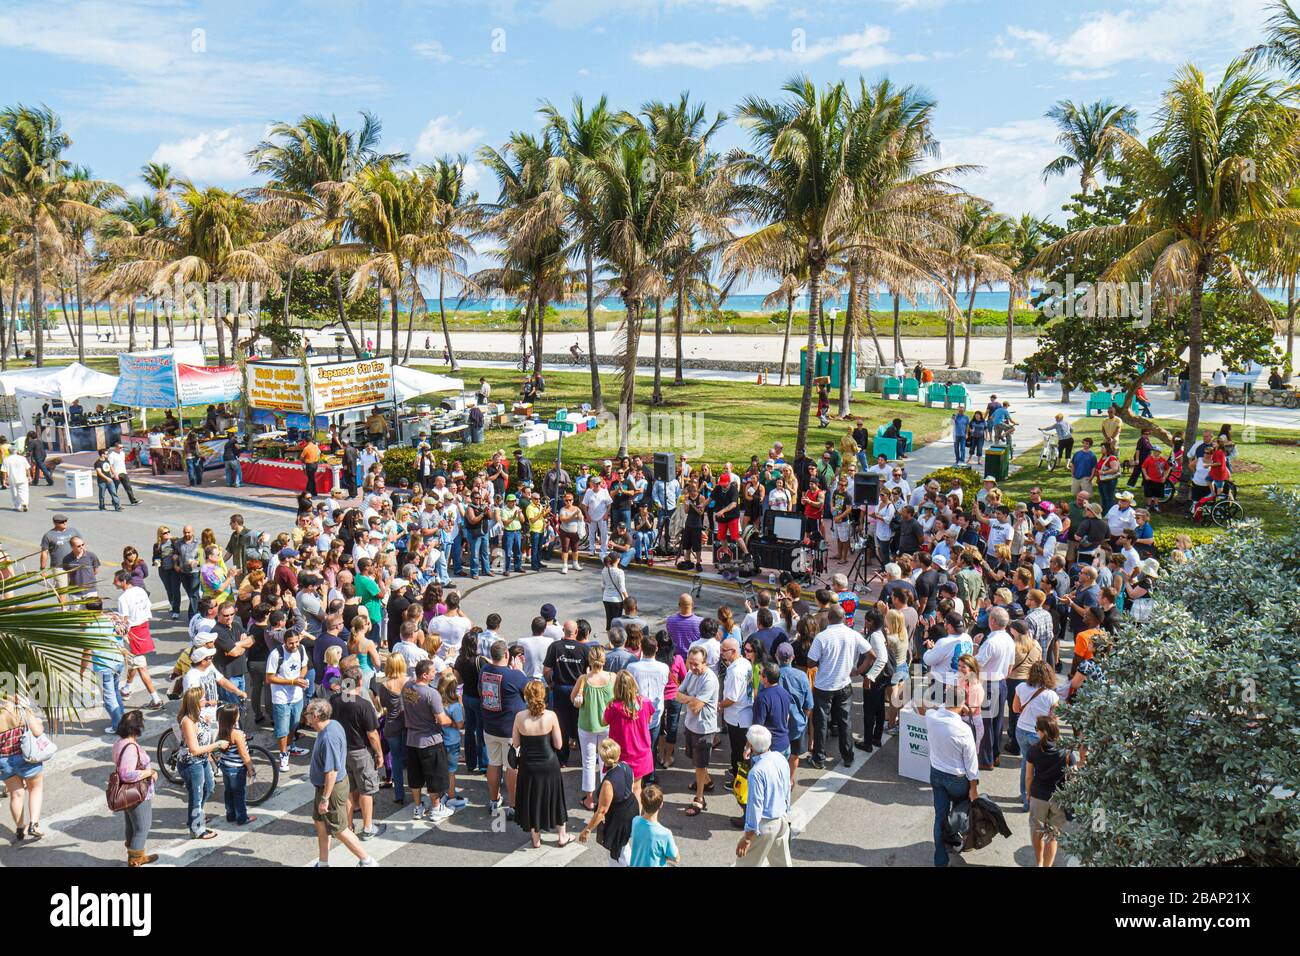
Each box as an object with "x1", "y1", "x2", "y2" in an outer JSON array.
[
  {"x1": 156, "y1": 728, "x2": 181, "y2": 785},
  {"x1": 243, "y1": 745, "x2": 281, "y2": 806},
  {"x1": 1211, "y1": 499, "x2": 1245, "y2": 527}
]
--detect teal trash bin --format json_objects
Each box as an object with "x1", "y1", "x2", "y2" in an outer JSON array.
[{"x1": 799, "y1": 348, "x2": 857, "y2": 389}]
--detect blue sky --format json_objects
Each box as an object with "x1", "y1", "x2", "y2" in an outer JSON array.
[{"x1": 0, "y1": 0, "x2": 1280, "y2": 292}]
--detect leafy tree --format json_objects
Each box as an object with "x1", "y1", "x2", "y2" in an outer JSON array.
[{"x1": 1060, "y1": 490, "x2": 1300, "y2": 867}]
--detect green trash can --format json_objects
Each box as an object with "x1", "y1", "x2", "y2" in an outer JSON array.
[{"x1": 984, "y1": 445, "x2": 1010, "y2": 481}]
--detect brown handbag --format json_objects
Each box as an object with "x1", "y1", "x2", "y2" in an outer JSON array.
[{"x1": 106, "y1": 741, "x2": 151, "y2": 812}]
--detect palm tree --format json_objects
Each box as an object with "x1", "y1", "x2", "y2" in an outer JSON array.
[
  {"x1": 0, "y1": 105, "x2": 114, "y2": 367},
  {"x1": 247, "y1": 112, "x2": 407, "y2": 358},
  {"x1": 60, "y1": 166, "x2": 121, "y2": 361},
  {"x1": 1035, "y1": 57, "x2": 1300, "y2": 453},
  {"x1": 833, "y1": 77, "x2": 966, "y2": 413},
  {"x1": 1042, "y1": 99, "x2": 1138, "y2": 194},
  {"x1": 727, "y1": 77, "x2": 855, "y2": 458},
  {"x1": 631, "y1": 94, "x2": 729, "y2": 404},
  {"x1": 589, "y1": 130, "x2": 683, "y2": 455},
  {"x1": 0, "y1": 560, "x2": 121, "y2": 725},
  {"x1": 543, "y1": 96, "x2": 621, "y2": 411},
  {"x1": 1002, "y1": 213, "x2": 1046, "y2": 364},
  {"x1": 419, "y1": 157, "x2": 480, "y2": 369},
  {"x1": 477, "y1": 132, "x2": 570, "y2": 377},
  {"x1": 102, "y1": 182, "x2": 286, "y2": 365},
  {"x1": 947, "y1": 200, "x2": 1012, "y2": 368}
]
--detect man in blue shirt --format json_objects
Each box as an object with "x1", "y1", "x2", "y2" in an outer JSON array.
[
  {"x1": 478, "y1": 640, "x2": 529, "y2": 816},
  {"x1": 652, "y1": 472, "x2": 680, "y2": 543},
  {"x1": 951, "y1": 410, "x2": 969, "y2": 463},
  {"x1": 775, "y1": 643, "x2": 813, "y2": 768},
  {"x1": 735, "y1": 725, "x2": 793, "y2": 867},
  {"x1": 1070, "y1": 437, "x2": 1098, "y2": 496},
  {"x1": 989, "y1": 401, "x2": 1013, "y2": 444},
  {"x1": 752, "y1": 663, "x2": 792, "y2": 756},
  {"x1": 305, "y1": 699, "x2": 376, "y2": 867}
]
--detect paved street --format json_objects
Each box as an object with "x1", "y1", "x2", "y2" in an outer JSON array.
[{"x1": 0, "y1": 480, "x2": 1040, "y2": 868}]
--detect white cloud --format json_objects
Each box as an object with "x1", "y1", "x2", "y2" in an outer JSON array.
[
  {"x1": 933, "y1": 118, "x2": 1076, "y2": 222},
  {"x1": 634, "y1": 25, "x2": 926, "y2": 69},
  {"x1": 150, "y1": 127, "x2": 262, "y2": 185},
  {"x1": 1063, "y1": 69, "x2": 1117, "y2": 82},
  {"x1": 412, "y1": 40, "x2": 454, "y2": 62},
  {"x1": 415, "y1": 116, "x2": 485, "y2": 159},
  {"x1": 994, "y1": 0, "x2": 1272, "y2": 71}
]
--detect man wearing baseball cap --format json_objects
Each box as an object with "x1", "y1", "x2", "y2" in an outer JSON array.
[{"x1": 499, "y1": 493, "x2": 524, "y2": 575}]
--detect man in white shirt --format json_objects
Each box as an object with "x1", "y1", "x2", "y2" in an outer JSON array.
[
  {"x1": 921, "y1": 692, "x2": 980, "y2": 867},
  {"x1": 582, "y1": 477, "x2": 612, "y2": 557},
  {"x1": 1105, "y1": 492, "x2": 1139, "y2": 537},
  {"x1": 806, "y1": 606, "x2": 868, "y2": 769},
  {"x1": 107, "y1": 441, "x2": 141, "y2": 505},
  {"x1": 539, "y1": 602, "x2": 564, "y2": 641},
  {"x1": 718, "y1": 638, "x2": 753, "y2": 785},
  {"x1": 393, "y1": 621, "x2": 431, "y2": 669},
  {"x1": 516, "y1": 615, "x2": 555, "y2": 681},
  {"x1": 923, "y1": 611, "x2": 973, "y2": 686},
  {"x1": 974, "y1": 607, "x2": 1016, "y2": 769},
  {"x1": 882, "y1": 467, "x2": 911, "y2": 501},
  {"x1": 1211, "y1": 367, "x2": 1228, "y2": 402}
]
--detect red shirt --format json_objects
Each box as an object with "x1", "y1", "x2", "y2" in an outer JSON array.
[
  {"x1": 1209, "y1": 449, "x2": 1230, "y2": 482},
  {"x1": 1141, "y1": 454, "x2": 1168, "y2": 482}
]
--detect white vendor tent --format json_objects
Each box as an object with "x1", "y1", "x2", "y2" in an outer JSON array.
[
  {"x1": 0, "y1": 362, "x2": 121, "y2": 448},
  {"x1": 391, "y1": 366, "x2": 464, "y2": 403},
  {"x1": 0, "y1": 361, "x2": 120, "y2": 402}
]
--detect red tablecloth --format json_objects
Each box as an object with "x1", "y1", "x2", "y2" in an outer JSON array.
[{"x1": 238, "y1": 456, "x2": 334, "y2": 493}]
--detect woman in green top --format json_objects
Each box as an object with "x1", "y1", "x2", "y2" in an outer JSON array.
[{"x1": 572, "y1": 645, "x2": 614, "y2": 810}]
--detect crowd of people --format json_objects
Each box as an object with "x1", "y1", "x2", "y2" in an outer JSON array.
[{"x1": 0, "y1": 385, "x2": 1205, "y2": 869}]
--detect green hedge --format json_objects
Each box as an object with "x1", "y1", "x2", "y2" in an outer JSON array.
[
  {"x1": 927, "y1": 466, "x2": 983, "y2": 501},
  {"x1": 1150, "y1": 527, "x2": 1219, "y2": 560}
]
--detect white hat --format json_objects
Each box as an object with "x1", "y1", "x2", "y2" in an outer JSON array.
[
  {"x1": 1116, "y1": 491, "x2": 1136, "y2": 502},
  {"x1": 192, "y1": 646, "x2": 216, "y2": 663},
  {"x1": 1140, "y1": 558, "x2": 1160, "y2": 578},
  {"x1": 932, "y1": 554, "x2": 949, "y2": 570}
]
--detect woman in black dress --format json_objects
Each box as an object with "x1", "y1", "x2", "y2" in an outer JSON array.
[
  {"x1": 578, "y1": 739, "x2": 639, "y2": 866},
  {"x1": 510, "y1": 681, "x2": 572, "y2": 848}
]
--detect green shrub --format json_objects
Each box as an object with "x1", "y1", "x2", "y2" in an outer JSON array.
[
  {"x1": 927, "y1": 466, "x2": 982, "y2": 501},
  {"x1": 1150, "y1": 527, "x2": 1219, "y2": 560},
  {"x1": 382, "y1": 446, "x2": 417, "y2": 485}
]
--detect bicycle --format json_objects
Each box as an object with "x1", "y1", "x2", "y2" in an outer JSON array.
[
  {"x1": 156, "y1": 725, "x2": 281, "y2": 806},
  {"x1": 568, "y1": 349, "x2": 585, "y2": 366},
  {"x1": 1037, "y1": 428, "x2": 1060, "y2": 470}
]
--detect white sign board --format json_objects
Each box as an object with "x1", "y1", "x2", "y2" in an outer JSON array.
[
  {"x1": 898, "y1": 706, "x2": 930, "y2": 783},
  {"x1": 309, "y1": 358, "x2": 393, "y2": 413}
]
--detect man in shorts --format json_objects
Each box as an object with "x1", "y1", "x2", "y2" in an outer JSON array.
[
  {"x1": 712, "y1": 471, "x2": 748, "y2": 556},
  {"x1": 331, "y1": 656, "x2": 386, "y2": 840},
  {"x1": 306, "y1": 699, "x2": 376, "y2": 867},
  {"x1": 675, "y1": 647, "x2": 720, "y2": 817},
  {"x1": 403, "y1": 658, "x2": 455, "y2": 823},
  {"x1": 829, "y1": 474, "x2": 855, "y2": 562},
  {"x1": 266, "y1": 630, "x2": 309, "y2": 770},
  {"x1": 477, "y1": 640, "x2": 529, "y2": 817}
]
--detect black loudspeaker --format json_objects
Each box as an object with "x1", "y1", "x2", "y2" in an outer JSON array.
[
  {"x1": 654, "y1": 452, "x2": 676, "y2": 482},
  {"x1": 854, "y1": 473, "x2": 879, "y2": 507}
]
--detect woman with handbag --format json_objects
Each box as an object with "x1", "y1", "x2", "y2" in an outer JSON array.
[
  {"x1": 0, "y1": 694, "x2": 49, "y2": 842},
  {"x1": 110, "y1": 709, "x2": 158, "y2": 865}
]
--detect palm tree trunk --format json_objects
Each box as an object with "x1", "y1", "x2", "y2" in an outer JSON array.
[
  {"x1": 651, "y1": 297, "x2": 664, "y2": 405},
  {"x1": 778, "y1": 293, "x2": 794, "y2": 386},
  {"x1": 32, "y1": 223, "x2": 44, "y2": 367},
  {"x1": 75, "y1": 261, "x2": 87, "y2": 363},
  {"x1": 533, "y1": 298, "x2": 545, "y2": 377},
  {"x1": 1286, "y1": 273, "x2": 1296, "y2": 383},
  {"x1": 961, "y1": 283, "x2": 977, "y2": 368},
  {"x1": 331, "y1": 272, "x2": 362, "y2": 358},
  {"x1": 944, "y1": 272, "x2": 957, "y2": 368},
  {"x1": 1004, "y1": 277, "x2": 1017, "y2": 365},
  {"x1": 402, "y1": 292, "x2": 417, "y2": 364},
  {"x1": 892, "y1": 291, "x2": 903, "y2": 363},
  {"x1": 585, "y1": 246, "x2": 603, "y2": 411},
  {"x1": 795, "y1": 265, "x2": 823, "y2": 459},
  {"x1": 166, "y1": 312, "x2": 175, "y2": 348},
  {"x1": 390, "y1": 284, "x2": 401, "y2": 366},
  {"x1": 128, "y1": 300, "x2": 138, "y2": 353},
  {"x1": 150, "y1": 296, "x2": 159, "y2": 350},
  {"x1": 837, "y1": 270, "x2": 857, "y2": 417},
  {"x1": 616, "y1": 299, "x2": 643, "y2": 458},
  {"x1": 861, "y1": 279, "x2": 885, "y2": 369},
  {"x1": 673, "y1": 284, "x2": 686, "y2": 386},
  {"x1": 438, "y1": 269, "x2": 458, "y2": 372},
  {"x1": 59, "y1": 287, "x2": 76, "y2": 353},
  {"x1": 214, "y1": 301, "x2": 227, "y2": 365},
  {"x1": 283, "y1": 263, "x2": 295, "y2": 353},
  {"x1": 0, "y1": 285, "x2": 7, "y2": 372},
  {"x1": 374, "y1": 281, "x2": 384, "y2": 359},
  {"x1": 1181, "y1": 263, "x2": 1209, "y2": 469}
]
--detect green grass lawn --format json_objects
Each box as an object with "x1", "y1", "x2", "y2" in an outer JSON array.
[
  {"x1": 997, "y1": 415, "x2": 1300, "y2": 534},
  {"x1": 411, "y1": 363, "x2": 954, "y2": 470}
]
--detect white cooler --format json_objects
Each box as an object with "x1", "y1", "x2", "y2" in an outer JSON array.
[{"x1": 64, "y1": 470, "x2": 93, "y2": 500}]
